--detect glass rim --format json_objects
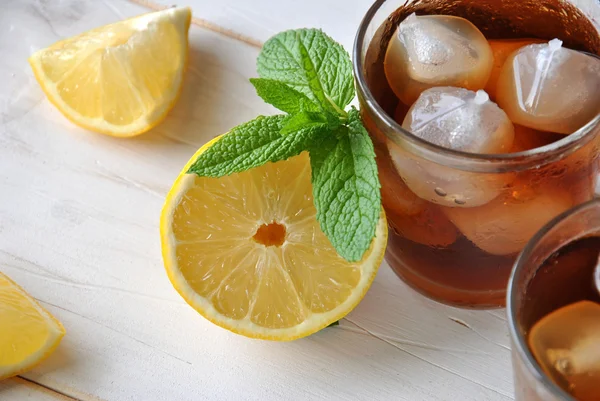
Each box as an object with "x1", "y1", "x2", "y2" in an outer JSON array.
[
  {"x1": 352, "y1": 0, "x2": 600, "y2": 173},
  {"x1": 506, "y1": 198, "x2": 600, "y2": 401}
]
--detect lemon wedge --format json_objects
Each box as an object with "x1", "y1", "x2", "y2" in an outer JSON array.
[
  {"x1": 0, "y1": 272, "x2": 65, "y2": 380},
  {"x1": 28, "y1": 7, "x2": 191, "y2": 137}
]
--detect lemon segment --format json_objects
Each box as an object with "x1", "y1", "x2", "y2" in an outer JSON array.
[
  {"x1": 161, "y1": 138, "x2": 387, "y2": 341},
  {"x1": 28, "y1": 7, "x2": 191, "y2": 137},
  {"x1": 0, "y1": 272, "x2": 65, "y2": 380}
]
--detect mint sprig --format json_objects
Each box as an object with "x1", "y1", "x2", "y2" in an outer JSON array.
[{"x1": 188, "y1": 29, "x2": 381, "y2": 262}]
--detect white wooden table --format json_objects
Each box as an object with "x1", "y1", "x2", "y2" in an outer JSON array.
[{"x1": 0, "y1": 0, "x2": 596, "y2": 400}]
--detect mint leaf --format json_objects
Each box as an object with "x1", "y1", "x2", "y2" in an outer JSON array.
[
  {"x1": 280, "y1": 111, "x2": 329, "y2": 135},
  {"x1": 309, "y1": 108, "x2": 380, "y2": 262},
  {"x1": 249, "y1": 78, "x2": 320, "y2": 115},
  {"x1": 257, "y1": 29, "x2": 354, "y2": 114},
  {"x1": 189, "y1": 27, "x2": 382, "y2": 264},
  {"x1": 188, "y1": 115, "x2": 327, "y2": 177}
]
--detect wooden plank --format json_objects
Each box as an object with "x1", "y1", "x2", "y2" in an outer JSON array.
[
  {"x1": 144, "y1": 0, "x2": 372, "y2": 51},
  {"x1": 2, "y1": 0, "x2": 596, "y2": 400},
  {"x1": 0, "y1": 378, "x2": 80, "y2": 401},
  {"x1": 0, "y1": 1, "x2": 512, "y2": 400},
  {"x1": 129, "y1": 0, "x2": 263, "y2": 48},
  {"x1": 145, "y1": 0, "x2": 600, "y2": 53}
]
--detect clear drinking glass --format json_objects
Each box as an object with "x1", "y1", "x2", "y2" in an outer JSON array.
[
  {"x1": 507, "y1": 199, "x2": 600, "y2": 401},
  {"x1": 353, "y1": 0, "x2": 600, "y2": 308}
]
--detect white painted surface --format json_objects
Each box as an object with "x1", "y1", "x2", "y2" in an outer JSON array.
[
  {"x1": 0, "y1": 378, "x2": 74, "y2": 401},
  {"x1": 145, "y1": 0, "x2": 372, "y2": 51},
  {"x1": 0, "y1": 0, "x2": 596, "y2": 400}
]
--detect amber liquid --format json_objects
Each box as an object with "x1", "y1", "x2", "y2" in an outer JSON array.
[
  {"x1": 362, "y1": 11, "x2": 599, "y2": 308},
  {"x1": 523, "y1": 236, "x2": 600, "y2": 400}
]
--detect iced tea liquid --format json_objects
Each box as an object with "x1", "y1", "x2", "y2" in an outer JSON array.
[
  {"x1": 522, "y1": 236, "x2": 600, "y2": 401},
  {"x1": 359, "y1": 0, "x2": 600, "y2": 307}
]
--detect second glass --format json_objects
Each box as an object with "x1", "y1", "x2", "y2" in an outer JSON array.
[
  {"x1": 353, "y1": 0, "x2": 600, "y2": 308},
  {"x1": 508, "y1": 199, "x2": 600, "y2": 400}
]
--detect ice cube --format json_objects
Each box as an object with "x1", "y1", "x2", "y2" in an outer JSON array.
[
  {"x1": 384, "y1": 13, "x2": 493, "y2": 106},
  {"x1": 444, "y1": 184, "x2": 573, "y2": 255},
  {"x1": 529, "y1": 301, "x2": 600, "y2": 401},
  {"x1": 496, "y1": 39, "x2": 600, "y2": 135},
  {"x1": 403, "y1": 87, "x2": 514, "y2": 153},
  {"x1": 389, "y1": 142, "x2": 512, "y2": 208},
  {"x1": 375, "y1": 146, "x2": 427, "y2": 217},
  {"x1": 388, "y1": 87, "x2": 515, "y2": 208},
  {"x1": 484, "y1": 39, "x2": 545, "y2": 101}
]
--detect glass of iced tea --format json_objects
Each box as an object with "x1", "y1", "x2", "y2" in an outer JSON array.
[
  {"x1": 507, "y1": 199, "x2": 600, "y2": 401},
  {"x1": 353, "y1": 0, "x2": 600, "y2": 308}
]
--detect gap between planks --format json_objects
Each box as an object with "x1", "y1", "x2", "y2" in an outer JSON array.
[
  {"x1": 127, "y1": 0, "x2": 263, "y2": 48},
  {"x1": 5, "y1": 377, "x2": 86, "y2": 401}
]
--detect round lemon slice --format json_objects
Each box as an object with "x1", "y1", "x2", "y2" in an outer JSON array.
[
  {"x1": 160, "y1": 138, "x2": 387, "y2": 340},
  {"x1": 28, "y1": 7, "x2": 191, "y2": 137}
]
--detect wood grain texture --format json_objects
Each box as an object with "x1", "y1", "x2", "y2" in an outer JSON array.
[
  {"x1": 150, "y1": 0, "x2": 372, "y2": 51},
  {"x1": 0, "y1": 0, "x2": 597, "y2": 400},
  {"x1": 0, "y1": 378, "x2": 79, "y2": 401}
]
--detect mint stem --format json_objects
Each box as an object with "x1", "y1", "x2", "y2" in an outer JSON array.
[{"x1": 325, "y1": 93, "x2": 347, "y2": 117}]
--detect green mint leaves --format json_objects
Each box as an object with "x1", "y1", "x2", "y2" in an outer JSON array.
[
  {"x1": 188, "y1": 115, "x2": 327, "y2": 177},
  {"x1": 249, "y1": 78, "x2": 320, "y2": 115},
  {"x1": 257, "y1": 29, "x2": 355, "y2": 114},
  {"x1": 188, "y1": 29, "x2": 381, "y2": 262},
  {"x1": 309, "y1": 108, "x2": 380, "y2": 262}
]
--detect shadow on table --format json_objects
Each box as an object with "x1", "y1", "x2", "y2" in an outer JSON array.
[
  {"x1": 130, "y1": 45, "x2": 226, "y2": 149},
  {"x1": 24, "y1": 341, "x2": 76, "y2": 380},
  {"x1": 219, "y1": 267, "x2": 512, "y2": 398}
]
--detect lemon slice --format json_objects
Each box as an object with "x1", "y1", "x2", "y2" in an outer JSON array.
[
  {"x1": 160, "y1": 138, "x2": 387, "y2": 340},
  {"x1": 0, "y1": 272, "x2": 65, "y2": 380},
  {"x1": 28, "y1": 7, "x2": 191, "y2": 137}
]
